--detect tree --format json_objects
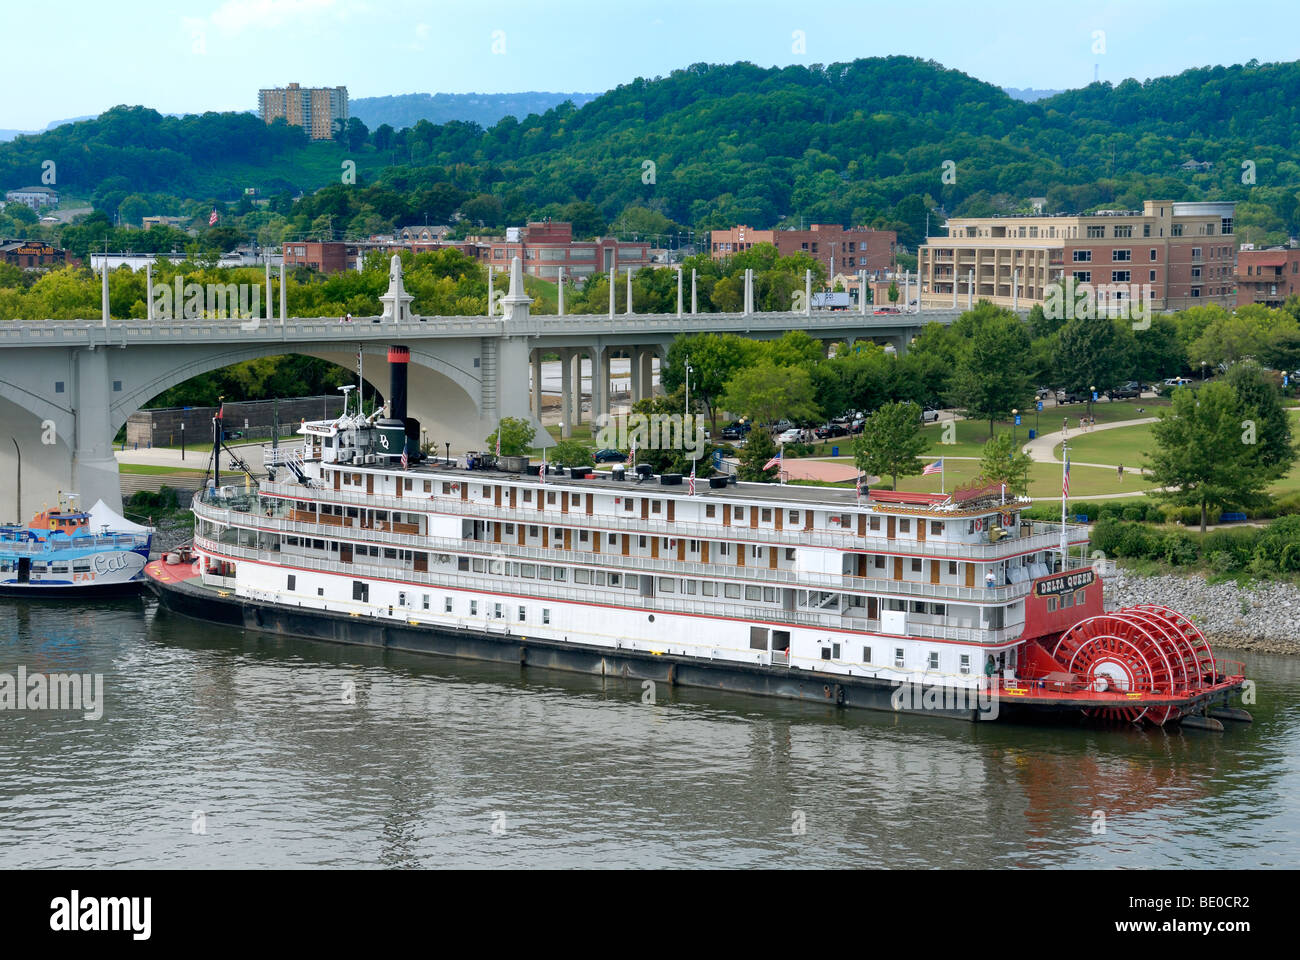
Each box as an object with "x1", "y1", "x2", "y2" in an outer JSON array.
[
  {"x1": 548, "y1": 438, "x2": 594, "y2": 468},
  {"x1": 486, "y1": 416, "x2": 535, "y2": 457},
  {"x1": 661, "y1": 332, "x2": 755, "y2": 434},
  {"x1": 950, "y1": 309, "x2": 1034, "y2": 439},
  {"x1": 1145, "y1": 381, "x2": 1269, "y2": 533},
  {"x1": 718, "y1": 359, "x2": 820, "y2": 428},
  {"x1": 1225, "y1": 361, "x2": 1296, "y2": 478},
  {"x1": 888, "y1": 280, "x2": 899, "y2": 304},
  {"x1": 737, "y1": 425, "x2": 779, "y2": 482},
  {"x1": 978, "y1": 432, "x2": 1033, "y2": 496},
  {"x1": 1055, "y1": 314, "x2": 1131, "y2": 395},
  {"x1": 853, "y1": 401, "x2": 926, "y2": 489}
]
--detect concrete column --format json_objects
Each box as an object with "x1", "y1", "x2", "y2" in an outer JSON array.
[
  {"x1": 641, "y1": 349, "x2": 656, "y2": 398},
  {"x1": 560, "y1": 347, "x2": 573, "y2": 438},
  {"x1": 630, "y1": 347, "x2": 643, "y2": 403},
  {"x1": 487, "y1": 265, "x2": 495, "y2": 317},
  {"x1": 595, "y1": 347, "x2": 610, "y2": 419},
  {"x1": 73, "y1": 347, "x2": 122, "y2": 513},
  {"x1": 859, "y1": 269, "x2": 866, "y2": 315},
  {"x1": 952, "y1": 270, "x2": 958, "y2": 308},
  {"x1": 101, "y1": 264, "x2": 109, "y2": 327},
  {"x1": 531, "y1": 350, "x2": 542, "y2": 417},
  {"x1": 571, "y1": 351, "x2": 583, "y2": 425},
  {"x1": 967, "y1": 269, "x2": 974, "y2": 310},
  {"x1": 676, "y1": 267, "x2": 683, "y2": 318},
  {"x1": 1012, "y1": 267, "x2": 1019, "y2": 312},
  {"x1": 608, "y1": 270, "x2": 615, "y2": 318},
  {"x1": 626, "y1": 267, "x2": 633, "y2": 315},
  {"x1": 265, "y1": 259, "x2": 272, "y2": 323},
  {"x1": 146, "y1": 263, "x2": 154, "y2": 320},
  {"x1": 691, "y1": 269, "x2": 697, "y2": 314},
  {"x1": 558, "y1": 266, "x2": 565, "y2": 316},
  {"x1": 279, "y1": 261, "x2": 287, "y2": 325},
  {"x1": 804, "y1": 269, "x2": 812, "y2": 317}
]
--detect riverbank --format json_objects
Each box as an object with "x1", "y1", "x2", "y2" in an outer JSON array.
[{"x1": 1107, "y1": 566, "x2": 1300, "y2": 655}]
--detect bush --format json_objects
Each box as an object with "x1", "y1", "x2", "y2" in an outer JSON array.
[
  {"x1": 1202, "y1": 526, "x2": 1261, "y2": 570},
  {"x1": 1121, "y1": 505, "x2": 1144, "y2": 522},
  {"x1": 1158, "y1": 531, "x2": 1199, "y2": 566},
  {"x1": 1251, "y1": 514, "x2": 1300, "y2": 573},
  {"x1": 1090, "y1": 518, "x2": 1123, "y2": 556},
  {"x1": 1115, "y1": 523, "x2": 1156, "y2": 558}
]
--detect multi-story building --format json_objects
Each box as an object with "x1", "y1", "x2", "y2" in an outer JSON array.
[
  {"x1": 710, "y1": 224, "x2": 897, "y2": 278},
  {"x1": 1235, "y1": 245, "x2": 1300, "y2": 308},
  {"x1": 477, "y1": 221, "x2": 653, "y2": 283},
  {"x1": 917, "y1": 200, "x2": 1237, "y2": 312},
  {"x1": 258, "y1": 83, "x2": 349, "y2": 141},
  {"x1": 0, "y1": 239, "x2": 69, "y2": 270},
  {"x1": 4, "y1": 186, "x2": 59, "y2": 209}
]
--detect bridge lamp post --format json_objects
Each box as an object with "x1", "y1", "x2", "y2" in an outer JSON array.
[
  {"x1": 685, "y1": 362, "x2": 693, "y2": 423},
  {"x1": 1012, "y1": 409, "x2": 1018, "y2": 449},
  {"x1": 180, "y1": 420, "x2": 185, "y2": 461},
  {"x1": 444, "y1": 441, "x2": 451, "y2": 466},
  {"x1": 1088, "y1": 385, "x2": 1096, "y2": 423}
]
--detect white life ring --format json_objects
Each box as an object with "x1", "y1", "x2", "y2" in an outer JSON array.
[
  {"x1": 974, "y1": 518, "x2": 984, "y2": 532},
  {"x1": 450, "y1": 483, "x2": 460, "y2": 492}
]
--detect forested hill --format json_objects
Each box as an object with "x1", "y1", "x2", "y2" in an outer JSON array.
[
  {"x1": 350, "y1": 92, "x2": 599, "y2": 130},
  {"x1": 4, "y1": 56, "x2": 1300, "y2": 251}
]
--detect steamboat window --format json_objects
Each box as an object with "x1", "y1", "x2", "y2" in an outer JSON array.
[
  {"x1": 542, "y1": 609, "x2": 551, "y2": 625},
  {"x1": 785, "y1": 548, "x2": 796, "y2": 561},
  {"x1": 752, "y1": 546, "x2": 763, "y2": 559},
  {"x1": 287, "y1": 575, "x2": 296, "y2": 591},
  {"x1": 1075, "y1": 589, "x2": 1086, "y2": 604},
  {"x1": 820, "y1": 647, "x2": 831, "y2": 661},
  {"x1": 745, "y1": 586, "x2": 761, "y2": 601},
  {"x1": 554, "y1": 569, "x2": 567, "y2": 582},
  {"x1": 875, "y1": 556, "x2": 885, "y2": 568},
  {"x1": 750, "y1": 627, "x2": 767, "y2": 650},
  {"x1": 579, "y1": 530, "x2": 589, "y2": 543},
  {"x1": 609, "y1": 573, "x2": 621, "y2": 587},
  {"x1": 960, "y1": 654, "x2": 971, "y2": 674},
  {"x1": 575, "y1": 569, "x2": 591, "y2": 584},
  {"x1": 862, "y1": 646, "x2": 872, "y2": 663},
  {"x1": 725, "y1": 584, "x2": 742, "y2": 599},
  {"x1": 523, "y1": 490, "x2": 532, "y2": 502},
  {"x1": 763, "y1": 587, "x2": 776, "y2": 602},
  {"x1": 706, "y1": 505, "x2": 716, "y2": 518},
  {"x1": 659, "y1": 577, "x2": 675, "y2": 592},
  {"x1": 470, "y1": 601, "x2": 478, "y2": 616},
  {"x1": 444, "y1": 597, "x2": 452, "y2": 613},
  {"x1": 703, "y1": 583, "x2": 716, "y2": 596},
  {"x1": 352, "y1": 581, "x2": 369, "y2": 602},
  {"x1": 608, "y1": 534, "x2": 617, "y2": 546},
  {"x1": 910, "y1": 558, "x2": 922, "y2": 573},
  {"x1": 789, "y1": 511, "x2": 800, "y2": 524},
  {"x1": 505, "y1": 524, "x2": 514, "y2": 535},
  {"x1": 870, "y1": 516, "x2": 881, "y2": 531},
  {"x1": 832, "y1": 642, "x2": 841, "y2": 659},
  {"x1": 624, "y1": 499, "x2": 634, "y2": 512},
  {"x1": 571, "y1": 494, "x2": 582, "y2": 507},
  {"x1": 1061, "y1": 593, "x2": 1074, "y2": 608},
  {"x1": 547, "y1": 493, "x2": 556, "y2": 505},
  {"x1": 761, "y1": 508, "x2": 772, "y2": 523},
  {"x1": 911, "y1": 601, "x2": 925, "y2": 614},
  {"x1": 948, "y1": 561, "x2": 958, "y2": 575},
  {"x1": 900, "y1": 519, "x2": 911, "y2": 534},
  {"x1": 638, "y1": 536, "x2": 647, "y2": 549},
  {"x1": 384, "y1": 548, "x2": 397, "y2": 559},
  {"x1": 1047, "y1": 597, "x2": 1057, "y2": 611},
  {"x1": 518, "y1": 606, "x2": 527, "y2": 622},
  {"x1": 522, "y1": 564, "x2": 535, "y2": 578},
  {"x1": 894, "y1": 648, "x2": 905, "y2": 668},
  {"x1": 928, "y1": 651, "x2": 940, "y2": 670},
  {"x1": 473, "y1": 559, "x2": 485, "y2": 572},
  {"x1": 398, "y1": 592, "x2": 407, "y2": 607},
  {"x1": 652, "y1": 501, "x2": 661, "y2": 514},
  {"x1": 539, "y1": 567, "x2": 552, "y2": 580},
  {"x1": 592, "y1": 572, "x2": 605, "y2": 585},
  {"x1": 733, "y1": 507, "x2": 744, "y2": 522},
  {"x1": 529, "y1": 526, "x2": 539, "y2": 537},
  {"x1": 931, "y1": 521, "x2": 943, "y2": 536},
  {"x1": 317, "y1": 588, "x2": 324, "y2": 596},
  {"x1": 458, "y1": 558, "x2": 470, "y2": 571},
  {"x1": 423, "y1": 481, "x2": 431, "y2": 493}
]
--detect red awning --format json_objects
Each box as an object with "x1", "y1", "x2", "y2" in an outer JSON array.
[{"x1": 869, "y1": 490, "x2": 949, "y2": 505}]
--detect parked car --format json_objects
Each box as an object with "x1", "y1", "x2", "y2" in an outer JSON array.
[
  {"x1": 593, "y1": 448, "x2": 626, "y2": 463},
  {"x1": 873, "y1": 307, "x2": 900, "y2": 314},
  {"x1": 1164, "y1": 377, "x2": 1192, "y2": 386},
  {"x1": 770, "y1": 419, "x2": 795, "y2": 432},
  {"x1": 1107, "y1": 381, "x2": 1142, "y2": 400},
  {"x1": 920, "y1": 408, "x2": 940, "y2": 423},
  {"x1": 849, "y1": 417, "x2": 866, "y2": 434},
  {"x1": 1055, "y1": 389, "x2": 1086, "y2": 404},
  {"x1": 1035, "y1": 386, "x2": 1054, "y2": 400},
  {"x1": 815, "y1": 422, "x2": 848, "y2": 439},
  {"x1": 776, "y1": 428, "x2": 807, "y2": 444},
  {"x1": 720, "y1": 422, "x2": 751, "y2": 440}
]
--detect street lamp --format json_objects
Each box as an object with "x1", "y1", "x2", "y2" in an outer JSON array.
[
  {"x1": 1012, "y1": 409, "x2": 1019, "y2": 448},
  {"x1": 180, "y1": 420, "x2": 185, "y2": 461},
  {"x1": 444, "y1": 441, "x2": 451, "y2": 466},
  {"x1": 1201, "y1": 360, "x2": 1208, "y2": 382},
  {"x1": 1088, "y1": 385, "x2": 1096, "y2": 422},
  {"x1": 684, "y1": 361, "x2": 693, "y2": 422}
]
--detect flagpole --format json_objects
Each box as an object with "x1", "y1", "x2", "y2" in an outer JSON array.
[
  {"x1": 941, "y1": 459, "x2": 945, "y2": 495},
  {"x1": 1060, "y1": 443, "x2": 1069, "y2": 568}
]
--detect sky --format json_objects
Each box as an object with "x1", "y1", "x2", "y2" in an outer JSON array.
[{"x1": 4, "y1": 0, "x2": 1296, "y2": 129}]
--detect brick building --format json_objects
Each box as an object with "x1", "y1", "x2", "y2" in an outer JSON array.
[
  {"x1": 917, "y1": 200, "x2": 1237, "y2": 312},
  {"x1": 1236, "y1": 246, "x2": 1300, "y2": 308},
  {"x1": 0, "y1": 239, "x2": 69, "y2": 270},
  {"x1": 710, "y1": 224, "x2": 897, "y2": 277},
  {"x1": 476, "y1": 221, "x2": 653, "y2": 283}
]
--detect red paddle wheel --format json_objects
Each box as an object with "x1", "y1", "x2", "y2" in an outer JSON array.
[{"x1": 1049, "y1": 605, "x2": 1214, "y2": 725}]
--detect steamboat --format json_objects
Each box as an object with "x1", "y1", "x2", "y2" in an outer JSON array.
[{"x1": 147, "y1": 343, "x2": 1248, "y2": 726}]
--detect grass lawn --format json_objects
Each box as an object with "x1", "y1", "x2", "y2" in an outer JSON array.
[
  {"x1": 1053, "y1": 423, "x2": 1153, "y2": 468},
  {"x1": 883, "y1": 459, "x2": 1152, "y2": 500},
  {"x1": 118, "y1": 463, "x2": 207, "y2": 476}
]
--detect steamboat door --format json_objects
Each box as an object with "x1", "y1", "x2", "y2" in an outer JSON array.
[{"x1": 17, "y1": 558, "x2": 30, "y2": 583}]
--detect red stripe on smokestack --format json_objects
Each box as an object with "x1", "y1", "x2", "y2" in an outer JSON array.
[{"x1": 388, "y1": 346, "x2": 410, "y2": 363}]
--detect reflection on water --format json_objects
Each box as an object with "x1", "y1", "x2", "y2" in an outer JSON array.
[{"x1": 1, "y1": 596, "x2": 1297, "y2": 868}]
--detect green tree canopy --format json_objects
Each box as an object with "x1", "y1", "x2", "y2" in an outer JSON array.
[{"x1": 853, "y1": 401, "x2": 926, "y2": 489}]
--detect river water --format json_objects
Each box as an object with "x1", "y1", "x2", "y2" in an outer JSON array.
[{"x1": 1, "y1": 596, "x2": 1297, "y2": 869}]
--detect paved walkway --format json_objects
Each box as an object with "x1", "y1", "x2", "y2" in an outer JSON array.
[{"x1": 1021, "y1": 417, "x2": 1158, "y2": 468}]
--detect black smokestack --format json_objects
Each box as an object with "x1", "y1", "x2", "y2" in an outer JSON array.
[{"x1": 388, "y1": 345, "x2": 409, "y2": 422}]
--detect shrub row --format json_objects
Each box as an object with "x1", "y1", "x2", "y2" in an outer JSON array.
[{"x1": 1089, "y1": 514, "x2": 1300, "y2": 576}]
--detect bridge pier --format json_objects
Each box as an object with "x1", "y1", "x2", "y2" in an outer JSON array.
[
  {"x1": 591, "y1": 346, "x2": 609, "y2": 422},
  {"x1": 570, "y1": 350, "x2": 583, "y2": 426},
  {"x1": 74, "y1": 346, "x2": 124, "y2": 514},
  {"x1": 559, "y1": 348, "x2": 573, "y2": 438},
  {"x1": 531, "y1": 350, "x2": 542, "y2": 417}
]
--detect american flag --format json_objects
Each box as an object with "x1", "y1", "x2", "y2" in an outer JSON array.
[
  {"x1": 540, "y1": 450, "x2": 547, "y2": 485},
  {"x1": 1063, "y1": 455, "x2": 1071, "y2": 498},
  {"x1": 688, "y1": 460, "x2": 696, "y2": 496},
  {"x1": 208, "y1": 209, "x2": 219, "y2": 226},
  {"x1": 855, "y1": 472, "x2": 862, "y2": 504},
  {"x1": 400, "y1": 439, "x2": 408, "y2": 470},
  {"x1": 764, "y1": 450, "x2": 782, "y2": 471},
  {"x1": 495, "y1": 422, "x2": 501, "y2": 458},
  {"x1": 923, "y1": 459, "x2": 943, "y2": 476}
]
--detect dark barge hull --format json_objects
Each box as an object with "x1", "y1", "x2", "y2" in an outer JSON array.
[
  {"x1": 147, "y1": 573, "x2": 988, "y2": 721},
  {"x1": 0, "y1": 580, "x2": 146, "y2": 599}
]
